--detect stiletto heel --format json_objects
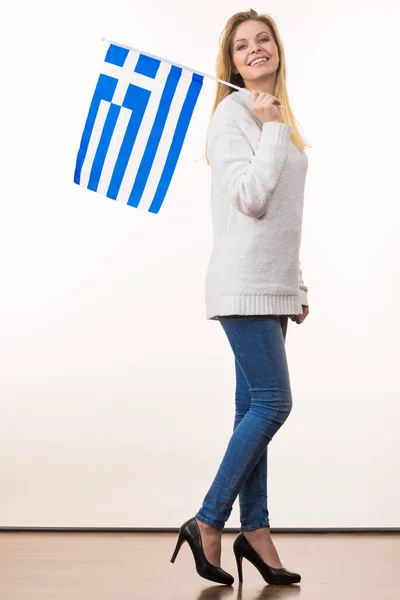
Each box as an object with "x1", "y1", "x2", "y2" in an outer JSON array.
[
  {"x1": 234, "y1": 549, "x2": 244, "y2": 583},
  {"x1": 170, "y1": 530, "x2": 186, "y2": 563},
  {"x1": 233, "y1": 533, "x2": 301, "y2": 585},
  {"x1": 170, "y1": 517, "x2": 234, "y2": 585}
]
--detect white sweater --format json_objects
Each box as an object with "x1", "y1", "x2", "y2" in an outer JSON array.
[{"x1": 204, "y1": 87, "x2": 309, "y2": 321}]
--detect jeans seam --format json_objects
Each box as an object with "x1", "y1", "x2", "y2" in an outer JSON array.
[{"x1": 257, "y1": 457, "x2": 267, "y2": 524}]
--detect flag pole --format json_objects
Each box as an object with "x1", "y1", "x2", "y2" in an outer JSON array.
[
  {"x1": 101, "y1": 36, "x2": 241, "y2": 91},
  {"x1": 100, "y1": 36, "x2": 285, "y2": 108}
]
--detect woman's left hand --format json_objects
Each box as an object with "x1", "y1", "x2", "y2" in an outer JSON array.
[{"x1": 289, "y1": 305, "x2": 309, "y2": 324}]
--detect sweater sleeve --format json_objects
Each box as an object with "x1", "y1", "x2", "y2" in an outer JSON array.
[
  {"x1": 207, "y1": 117, "x2": 292, "y2": 219},
  {"x1": 298, "y1": 260, "x2": 309, "y2": 307}
]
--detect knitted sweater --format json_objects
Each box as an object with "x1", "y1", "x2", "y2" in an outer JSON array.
[{"x1": 204, "y1": 87, "x2": 309, "y2": 321}]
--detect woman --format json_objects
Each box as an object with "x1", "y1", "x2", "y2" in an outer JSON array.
[{"x1": 170, "y1": 9, "x2": 311, "y2": 586}]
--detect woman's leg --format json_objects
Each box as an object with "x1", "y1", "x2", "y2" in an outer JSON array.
[
  {"x1": 195, "y1": 315, "x2": 292, "y2": 531},
  {"x1": 233, "y1": 355, "x2": 269, "y2": 530},
  {"x1": 235, "y1": 315, "x2": 288, "y2": 531}
]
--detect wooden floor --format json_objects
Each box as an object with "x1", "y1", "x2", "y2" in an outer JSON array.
[{"x1": 1, "y1": 531, "x2": 399, "y2": 599}]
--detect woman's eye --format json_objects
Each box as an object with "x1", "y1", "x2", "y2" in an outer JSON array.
[{"x1": 237, "y1": 37, "x2": 269, "y2": 51}]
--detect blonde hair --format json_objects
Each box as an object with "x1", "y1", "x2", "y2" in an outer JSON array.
[{"x1": 204, "y1": 9, "x2": 312, "y2": 164}]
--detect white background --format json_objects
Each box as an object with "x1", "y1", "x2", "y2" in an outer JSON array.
[{"x1": 1, "y1": 0, "x2": 399, "y2": 528}]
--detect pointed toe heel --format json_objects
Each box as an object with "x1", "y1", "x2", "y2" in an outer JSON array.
[
  {"x1": 170, "y1": 517, "x2": 234, "y2": 586},
  {"x1": 233, "y1": 532, "x2": 301, "y2": 585}
]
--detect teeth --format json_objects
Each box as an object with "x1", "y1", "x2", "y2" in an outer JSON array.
[{"x1": 250, "y1": 57, "x2": 268, "y2": 66}]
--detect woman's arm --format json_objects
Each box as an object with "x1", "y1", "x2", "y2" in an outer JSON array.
[
  {"x1": 208, "y1": 116, "x2": 292, "y2": 219},
  {"x1": 298, "y1": 260, "x2": 309, "y2": 307}
]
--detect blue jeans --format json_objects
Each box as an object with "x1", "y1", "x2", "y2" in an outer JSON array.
[{"x1": 195, "y1": 315, "x2": 291, "y2": 531}]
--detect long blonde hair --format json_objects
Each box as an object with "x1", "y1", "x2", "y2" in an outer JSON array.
[{"x1": 205, "y1": 9, "x2": 312, "y2": 164}]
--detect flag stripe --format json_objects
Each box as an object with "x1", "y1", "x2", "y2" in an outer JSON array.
[
  {"x1": 120, "y1": 67, "x2": 189, "y2": 211},
  {"x1": 79, "y1": 100, "x2": 110, "y2": 188},
  {"x1": 74, "y1": 74, "x2": 118, "y2": 185},
  {"x1": 149, "y1": 73, "x2": 204, "y2": 213},
  {"x1": 127, "y1": 65, "x2": 182, "y2": 207},
  {"x1": 88, "y1": 103, "x2": 121, "y2": 191},
  {"x1": 113, "y1": 61, "x2": 171, "y2": 205},
  {"x1": 96, "y1": 107, "x2": 132, "y2": 196},
  {"x1": 106, "y1": 90, "x2": 150, "y2": 200}
]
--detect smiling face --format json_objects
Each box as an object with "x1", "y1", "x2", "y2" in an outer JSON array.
[{"x1": 231, "y1": 20, "x2": 279, "y2": 91}]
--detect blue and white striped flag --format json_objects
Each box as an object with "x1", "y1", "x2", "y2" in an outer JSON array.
[{"x1": 74, "y1": 41, "x2": 204, "y2": 214}]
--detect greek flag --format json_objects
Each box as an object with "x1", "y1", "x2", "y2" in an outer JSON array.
[{"x1": 74, "y1": 41, "x2": 204, "y2": 213}]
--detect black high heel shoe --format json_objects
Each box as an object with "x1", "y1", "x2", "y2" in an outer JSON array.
[
  {"x1": 170, "y1": 517, "x2": 234, "y2": 586},
  {"x1": 233, "y1": 532, "x2": 301, "y2": 585}
]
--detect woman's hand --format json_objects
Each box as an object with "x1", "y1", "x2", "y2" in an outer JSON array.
[
  {"x1": 250, "y1": 90, "x2": 282, "y2": 123},
  {"x1": 289, "y1": 305, "x2": 309, "y2": 324}
]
